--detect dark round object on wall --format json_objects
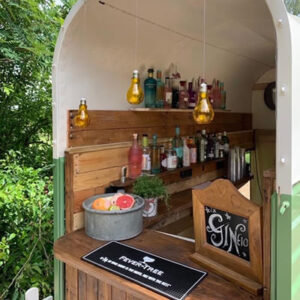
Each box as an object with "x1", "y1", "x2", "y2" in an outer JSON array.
[{"x1": 264, "y1": 82, "x2": 276, "y2": 111}]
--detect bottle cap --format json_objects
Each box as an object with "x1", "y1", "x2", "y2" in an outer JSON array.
[
  {"x1": 80, "y1": 98, "x2": 87, "y2": 105},
  {"x1": 148, "y1": 68, "x2": 154, "y2": 73},
  {"x1": 133, "y1": 70, "x2": 139, "y2": 78},
  {"x1": 133, "y1": 133, "x2": 138, "y2": 139},
  {"x1": 175, "y1": 126, "x2": 180, "y2": 135},
  {"x1": 200, "y1": 82, "x2": 207, "y2": 92}
]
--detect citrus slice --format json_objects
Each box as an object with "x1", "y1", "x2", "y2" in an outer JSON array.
[
  {"x1": 109, "y1": 205, "x2": 121, "y2": 211},
  {"x1": 116, "y1": 194, "x2": 135, "y2": 210},
  {"x1": 91, "y1": 197, "x2": 111, "y2": 210},
  {"x1": 110, "y1": 193, "x2": 123, "y2": 206}
]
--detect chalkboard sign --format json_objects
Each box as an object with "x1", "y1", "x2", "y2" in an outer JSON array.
[
  {"x1": 82, "y1": 242, "x2": 207, "y2": 300},
  {"x1": 205, "y1": 205, "x2": 250, "y2": 261},
  {"x1": 190, "y1": 179, "x2": 263, "y2": 295}
]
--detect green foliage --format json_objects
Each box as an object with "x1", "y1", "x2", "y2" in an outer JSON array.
[
  {"x1": 0, "y1": 151, "x2": 54, "y2": 299},
  {"x1": 0, "y1": 0, "x2": 75, "y2": 169},
  {"x1": 133, "y1": 176, "x2": 169, "y2": 206},
  {"x1": 285, "y1": 0, "x2": 300, "y2": 16}
]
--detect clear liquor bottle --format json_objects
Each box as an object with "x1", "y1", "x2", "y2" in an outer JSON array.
[
  {"x1": 141, "y1": 134, "x2": 151, "y2": 174},
  {"x1": 172, "y1": 126, "x2": 183, "y2": 168},
  {"x1": 183, "y1": 137, "x2": 190, "y2": 167},
  {"x1": 151, "y1": 134, "x2": 161, "y2": 174},
  {"x1": 167, "y1": 141, "x2": 177, "y2": 171},
  {"x1": 164, "y1": 77, "x2": 172, "y2": 108},
  {"x1": 144, "y1": 68, "x2": 157, "y2": 108}
]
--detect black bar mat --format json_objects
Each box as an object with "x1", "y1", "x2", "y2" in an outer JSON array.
[{"x1": 82, "y1": 241, "x2": 207, "y2": 300}]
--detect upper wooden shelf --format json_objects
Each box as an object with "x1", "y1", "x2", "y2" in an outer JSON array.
[{"x1": 129, "y1": 108, "x2": 232, "y2": 113}]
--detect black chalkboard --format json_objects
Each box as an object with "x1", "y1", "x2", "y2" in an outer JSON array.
[
  {"x1": 82, "y1": 242, "x2": 207, "y2": 300},
  {"x1": 205, "y1": 205, "x2": 250, "y2": 261}
]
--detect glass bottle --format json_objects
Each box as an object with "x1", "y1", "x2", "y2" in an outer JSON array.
[
  {"x1": 151, "y1": 134, "x2": 161, "y2": 174},
  {"x1": 183, "y1": 137, "x2": 190, "y2": 167},
  {"x1": 156, "y1": 70, "x2": 164, "y2": 108},
  {"x1": 214, "y1": 134, "x2": 220, "y2": 159},
  {"x1": 172, "y1": 126, "x2": 183, "y2": 168},
  {"x1": 222, "y1": 131, "x2": 230, "y2": 154},
  {"x1": 127, "y1": 70, "x2": 144, "y2": 105},
  {"x1": 220, "y1": 82, "x2": 226, "y2": 110},
  {"x1": 128, "y1": 133, "x2": 142, "y2": 179},
  {"x1": 200, "y1": 129, "x2": 208, "y2": 162},
  {"x1": 196, "y1": 130, "x2": 202, "y2": 163},
  {"x1": 164, "y1": 77, "x2": 172, "y2": 108},
  {"x1": 74, "y1": 98, "x2": 90, "y2": 128},
  {"x1": 167, "y1": 141, "x2": 177, "y2": 171},
  {"x1": 144, "y1": 68, "x2": 157, "y2": 108},
  {"x1": 141, "y1": 134, "x2": 151, "y2": 174},
  {"x1": 171, "y1": 77, "x2": 179, "y2": 108},
  {"x1": 160, "y1": 145, "x2": 167, "y2": 172},
  {"x1": 218, "y1": 133, "x2": 225, "y2": 158},
  {"x1": 188, "y1": 81, "x2": 196, "y2": 109},
  {"x1": 206, "y1": 134, "x2": 215, "y2": 160},
  {"x1": 179, "y1": 81, "x2": 189, "y2": 109},
  {"x1": 193, "y1": 82, "x2": 215, "y2": 124},
  {"x1": 189, "y1": 137, "x2": 197, "y2": 164}
]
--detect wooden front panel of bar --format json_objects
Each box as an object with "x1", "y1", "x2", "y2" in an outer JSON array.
[{"x1": 65, "y1": 110, "x2": 254, "y2": 233}]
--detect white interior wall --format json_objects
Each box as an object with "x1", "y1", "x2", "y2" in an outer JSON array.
[
  {"x1": 252, "y1": 69, "x2": 276, "y2": 130},
  {"x1": 53, "y1": 0, "x2": 276, "y2": 158}
]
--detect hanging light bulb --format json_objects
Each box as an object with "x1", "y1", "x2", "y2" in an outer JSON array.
[
  {"x1": 74, "y1": 98, "x2": 90, "y2": 128},
  {"x1": 193, "y1": 82, "x2": 214, "y2": 124},
  {"x1": 127, "y1": 70, "x2": 144, "y2": 105}
]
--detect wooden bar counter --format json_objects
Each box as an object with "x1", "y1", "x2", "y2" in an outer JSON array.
[{"x1": 54, "y1": 229, "x2": 262, "y2": 300}]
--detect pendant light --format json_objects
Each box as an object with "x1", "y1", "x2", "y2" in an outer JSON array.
[
  {"x1": 127, "y1": 0, "x2": 144, "y2": 105},
  {"x1": 193, "y1": 0, "x2": 214, "y2": 124}
]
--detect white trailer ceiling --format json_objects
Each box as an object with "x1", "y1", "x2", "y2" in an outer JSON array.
[{"x1": 53, "y1": 0, "x2": 276, "y2": 158}]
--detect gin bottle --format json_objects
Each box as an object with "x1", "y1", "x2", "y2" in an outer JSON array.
[
  {"x1": 164, "y1": 77, "x2": 172, "y2": 108},
  {"x1": 144, "y1": 68, "x2": 157, "y2": 108},
  {"x1": 172, "y1": 126, "x2": 183, "y2": 168},
  {"x1": 156, "y1": 70, "x2": 164, "y2": 108}
]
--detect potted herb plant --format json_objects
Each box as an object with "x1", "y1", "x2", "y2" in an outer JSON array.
[{"x1": 132, "y1": 176, "x2": 169, "y2": 217}]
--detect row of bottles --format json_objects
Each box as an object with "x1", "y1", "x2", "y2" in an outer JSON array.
[
  {"x1": 128, "y1": 127, "x2": 230, "y2": 179},
  {"x1": 132, "y1": 67, "x2": 226, "y2": 110}
]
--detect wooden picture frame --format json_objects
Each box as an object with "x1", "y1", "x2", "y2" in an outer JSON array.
[{"x1": 190, "y1": 179, "x2": 263, "y2": 295}]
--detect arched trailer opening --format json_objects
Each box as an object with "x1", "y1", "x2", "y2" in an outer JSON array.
[{"x1": 52, "y1": 1, "x2": 300, "y2": 299}]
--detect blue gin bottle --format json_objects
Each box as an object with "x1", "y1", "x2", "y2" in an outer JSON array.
[{"x1": 144, "y1": 68, "x2": 157, "y2": 108}]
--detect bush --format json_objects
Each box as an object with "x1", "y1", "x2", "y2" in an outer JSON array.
[{"x1": 0, "y1": 152, "x2": 53, "y2": 299}]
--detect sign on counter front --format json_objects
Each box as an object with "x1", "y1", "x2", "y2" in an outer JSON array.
[
  {"x1": 205, "y1": 205, "x2": 250, "y2": 261},
  {"x1": 82, "y1": 242, "x2": 207, "y2": 300}
]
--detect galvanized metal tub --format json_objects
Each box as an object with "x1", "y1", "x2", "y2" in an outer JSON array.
[{"x1": 82, "y1": 193, "x2": 145, "y2": 241}]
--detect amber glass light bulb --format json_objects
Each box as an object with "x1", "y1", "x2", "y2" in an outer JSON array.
[
  {"x1": 193, "y1": 83, "x2": 214, "y2": 124},
  {"x1": 74, "y1": 98, "x2": 90, "y2": 128},
  {"x1": 127, "y1": 70, "x2": 144, "y2": 105}
]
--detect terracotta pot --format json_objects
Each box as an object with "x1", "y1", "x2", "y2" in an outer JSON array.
[{"x1": 143, "y1": 198, "x2": 158, "y2": 217}]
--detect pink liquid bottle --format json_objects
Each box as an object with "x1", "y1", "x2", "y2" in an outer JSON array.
[{"x1": 128, "y1": 133, "x2": 142, "y2": 179}]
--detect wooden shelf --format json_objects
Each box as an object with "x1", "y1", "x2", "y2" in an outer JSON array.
[
  {"x1": 130, "y1": 108, "x2": 232, "y2": 113},
  {"x1": 110, "y1": 158, "x2": 226, "y2": 189}
]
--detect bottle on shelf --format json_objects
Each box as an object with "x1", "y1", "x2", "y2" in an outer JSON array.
[
  {"x1": 214, "y1": 133, "x2": 220, "y2": 159},
  {"x1": 196, "y1": 130, "x2": 201, "y2": 163},
  {"x1": 188, "y1": 81, "x2": 196, "y2": 109},
  {"x1": 160, "y1": 144, "x2": 167, "y2": 172},
  {"x1": 171, "y1": 77, "x2": 179, "y2": 109},
  {"x1": 179, "y1": 81, "x2": 189, "y2": 109},
  {"x1": 128, "y1": 133, "x2": 142, "y2": 179},
  {"x1": 164, "y1": 77, "x2": 173, "y2": 108},
  {"x1": 144, "y1": 68, "x2": 157, "y2": 108},
  {"x1": 183, "y1": 137, "x2": 191, "y2": 167},
  {"x1": 200, "y1": 129, "x2": 208, "y2": 162},
  {"x1": 167, "y1": 141, "x2": 177, "y2": 171},
  {"x1": 156, "y1": 70, "x2": 165, "y2": 108},
  {"x1": 172, "y1": 126, "x2": 183, "y2": 168},
  {"x1": 212, "y1": 79, "x2": 222, "y2": 109},
  {"x1": 151, "y1": 134, "x2": 161, "y2": 174},
  {"x1": 220, "y1": 82, "x2": 226, "y2": 110},
  {"x1": 189, "y1": 137, "x2": 197, "y2": 164},
  {"x1": 218, "y1": 133, "x2": 224, "y2": 158},
  {"x1": 206, "y1": 133, "x2": 215, "y2": 160},
  {"x1": 141, "y1": 134, "x2": 151, "y2": 174},
  {"x1": 222, "y1": 131, "x2": 230, "y2": 154},
  {"x1": 74, "y1": 98, "x2": 90, "y2": 128}
]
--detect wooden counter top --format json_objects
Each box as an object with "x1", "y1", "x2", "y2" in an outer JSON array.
[{"x1": 54, "y1": 229, "x2": 262, "y2": 300}]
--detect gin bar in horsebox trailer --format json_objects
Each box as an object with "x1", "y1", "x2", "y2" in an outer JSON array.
[{"x1": 52, "y1": 1, "x2": 300, "y2": 299}]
